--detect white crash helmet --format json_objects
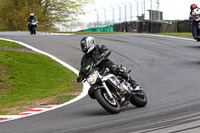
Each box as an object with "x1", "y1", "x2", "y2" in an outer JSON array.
[
  {"x1": 192, "y1": 8, "x2": 200, "y2": 21},
  {"x1": 30, "y1": 13, "x2": 34, "y2": 17},
  {"x1": 80, "y1": 36, "x2": 96, "y2": 53}
]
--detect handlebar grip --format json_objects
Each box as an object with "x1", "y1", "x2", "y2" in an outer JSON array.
[{"x1": 95, "y1": 57, "x2": 104, "y2": 66}]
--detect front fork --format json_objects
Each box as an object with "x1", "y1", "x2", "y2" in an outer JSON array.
[
  {"x1": 102, "y1": 82, "x2": 114, "y2": 99},
  {"x1": 97, "y1": 70, "x2": 114, "y2": 99}
]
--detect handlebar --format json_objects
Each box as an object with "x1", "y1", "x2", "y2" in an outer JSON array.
[{"x1": 94, "y1": 57, "x2": 104, "y2": 66}]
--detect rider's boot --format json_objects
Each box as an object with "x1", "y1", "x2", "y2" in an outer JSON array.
[
  {"x1": 110, "y1": 64, "x2": 141, "y2": 90},
  {"x1": 127, "y1": 77, "x2": 141, "y2": 91}
]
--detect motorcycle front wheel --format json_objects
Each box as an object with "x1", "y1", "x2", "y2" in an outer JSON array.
[
  {"x1": 33, "y1": 27, "x2": 36, "y2": 35},
  {"x1": 94, "y1": 89, "x2": 120, "y2": 114}
]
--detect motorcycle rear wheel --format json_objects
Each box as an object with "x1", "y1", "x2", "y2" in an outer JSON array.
[
  {"x1": 130, "y1": 90, "x2": 147, "y2": 107},
  {"x1": 94, "y1": 89, "x2": 120, "y2": 114}
]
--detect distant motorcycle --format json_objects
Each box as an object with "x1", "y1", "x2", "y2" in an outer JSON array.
[
  {"x1": 29, "y1": 19, "x2": 38, "y2": 35},
  {"x1": 79, "y1": 59, "x2": 147, "y2": 114}
]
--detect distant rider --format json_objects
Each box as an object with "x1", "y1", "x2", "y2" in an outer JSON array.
[
  {"x1": 77, "y1": 36, "x2": 141, "y2": 90},
  {"x1": 192, "y1": 8, "x2": 200, "y2": 41},
  {"x1": 27, "y1": 13, "x2": 37, "y2": 31},
  {"x1": 190, "y1": 4, "x2": 198, "y2": 22}
]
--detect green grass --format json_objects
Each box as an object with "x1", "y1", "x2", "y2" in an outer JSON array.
[
  {"x1": 0, "y1": 40, "x2": 22, "y2": 47},
  {"x1": 155, "y1": 32, "x2": 193, "y2": 38},
  {"x1": 0, "y1": 48, "x2": 79, "y2": 115},
  {"x1": 45, "y1": 95, "x2": 77, "y2": 105}
]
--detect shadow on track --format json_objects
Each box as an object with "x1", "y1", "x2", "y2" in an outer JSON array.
[
  {"x1": 172, "y1": 61, "x2": 200, "y2": 67},
  {"x1": 80, "y1": 106, "x2": 138, "y2": 116},
  {"x1": 185, "y1": 45, "x2": 200, "y2": 49}
]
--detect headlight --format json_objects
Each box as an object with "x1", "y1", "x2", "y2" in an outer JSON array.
[{"x1": 87, "y1": 73, "x2": 97, "y2": 84}]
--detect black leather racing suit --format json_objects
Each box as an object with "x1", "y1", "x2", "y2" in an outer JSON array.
[
  {"x1": 77, "y1": 45, "x2": 137, "y2": 88},
  {"x1": 192, "y1": 20, "x2": 200, "y2": 40},
  {"x1": 27, "y1": 16, "x2": 37, "y2": 31}
]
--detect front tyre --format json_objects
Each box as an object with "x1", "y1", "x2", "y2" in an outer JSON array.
[
  {"x1": 94, "y1": 89, "x2": 120, "y2": 114},
  {"x1": 33, "y1": 27, "x2": 36, "y2": 35},
  {"x1": 130, "y1": 90, "x2": 147, "y2": 107},
  {"x1": 30, "y1": 30, "x2": 33, "y2": 35}
]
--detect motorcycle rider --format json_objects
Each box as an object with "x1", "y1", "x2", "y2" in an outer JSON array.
[
  {"x1": 77, "y1": 36, "x2": 140, "y2": 90},
  {"x1": 190, "y1": 4, "x2": 198, "y2": 22},
  {"x1": 27, "y1": 13, "x2": 37, "y2": 31},
  {"x1": 191, "y1": 8, "x2": 200, "y2": 41}
]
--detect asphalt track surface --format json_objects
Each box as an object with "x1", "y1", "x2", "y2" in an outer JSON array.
[{"x1": 0, "y1": 31, "x2": 200, "y2": 133}]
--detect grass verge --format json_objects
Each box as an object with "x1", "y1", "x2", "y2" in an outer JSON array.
[
  {"x1": 155, "y1": 32, "x2": 193, "y2": 38},
  {"x1": 0, "y1": 41, "x2": 80, "y2": 115},
  {"x1": 0, "y1": 40, "x2": 22, "y2": 47}
]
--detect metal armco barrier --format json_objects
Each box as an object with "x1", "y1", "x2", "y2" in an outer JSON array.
[
  {"x1": 177, "y1": 20, "x2": 192, "y2": 32},
  {"x1": 138, "y1": 21, "x2": 150, "y2": 33},
  {"x1": 83, "y1": 20, "x2": 192, "y2": 33},
  {"x1": 159, "y1": 21, "x2": 178, "y2": 33}
]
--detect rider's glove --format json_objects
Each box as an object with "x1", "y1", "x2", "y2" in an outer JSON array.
[
  {"x1": 77, "y1": 75, "x2": 83, "y2": 83},
  {"x1": 96, "y1": 54, "x2": 106, "y2": 65},
  {"x1": 97, "y1": 54, "x2": 106, "y2": 61}
]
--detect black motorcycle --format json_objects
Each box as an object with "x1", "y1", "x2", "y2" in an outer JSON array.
[
  {"x1": 29, "y1": 19, "x2": 38, "y2": 35},
  {"x1": 79, "y1": 59, "x2": 147, "y2": 114}
]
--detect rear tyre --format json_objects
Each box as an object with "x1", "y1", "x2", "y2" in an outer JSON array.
[
  {"x1": 130, "y1": 90, "x2": 147, "y2": 107},
  {"x1": 94, "y1": 89, "x2": 120, "y2": 114}
]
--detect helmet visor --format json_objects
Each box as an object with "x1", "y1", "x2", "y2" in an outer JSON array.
[
  {"x1": 83, "y1": 42, "x2": 88, "y2": 49},
  {"x1": 81, "y1": 41, "x2": 88, "y2": 53}
]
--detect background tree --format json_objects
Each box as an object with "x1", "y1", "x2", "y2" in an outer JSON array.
[{"x1": 0, "y1": 0, "x2": 94, "y2": 31}]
